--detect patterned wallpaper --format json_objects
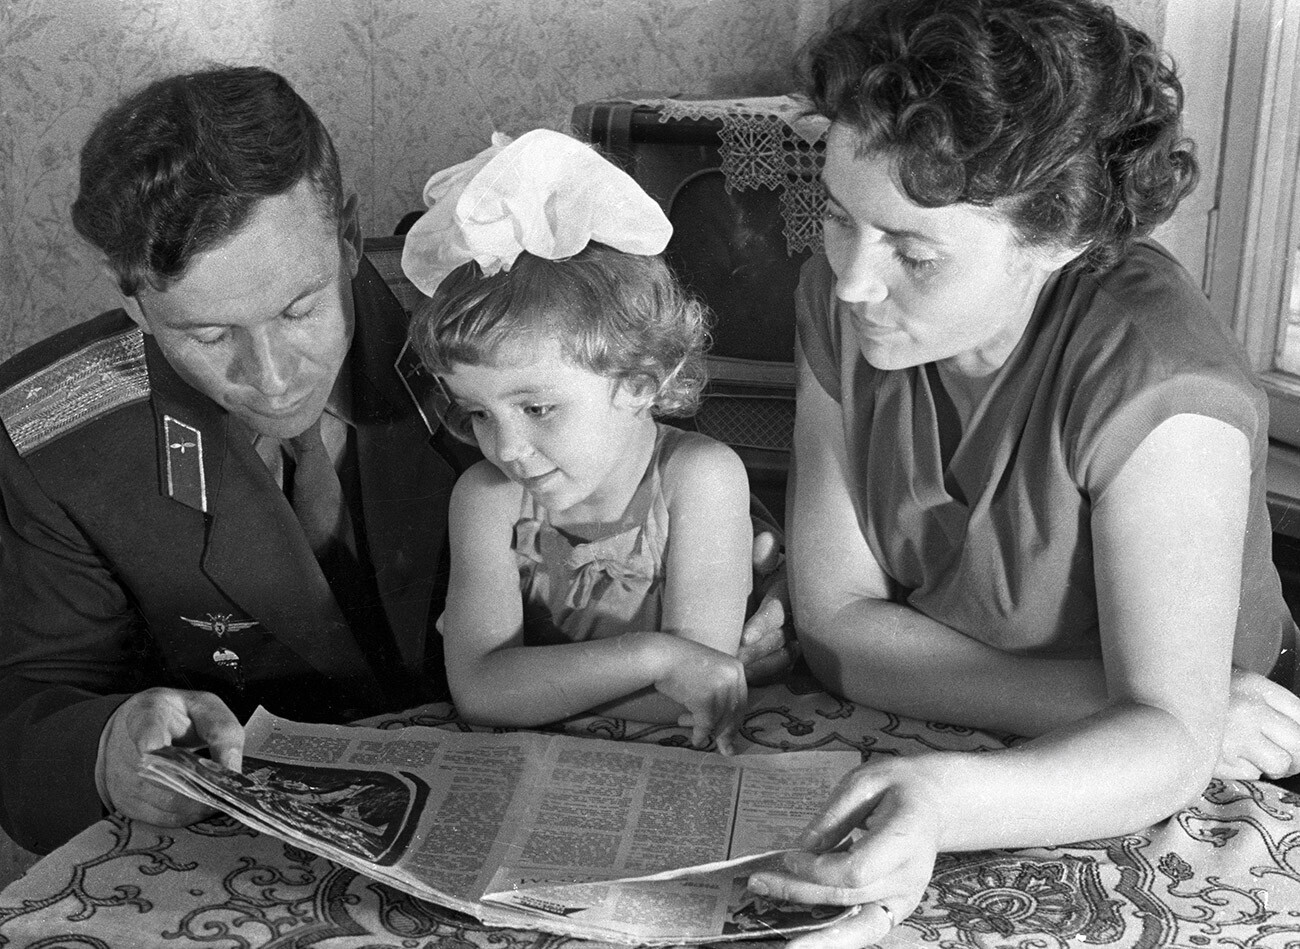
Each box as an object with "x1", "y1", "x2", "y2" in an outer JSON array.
[{"x1": 1, "y1": 0, "x2": 1165, "y2": 363}]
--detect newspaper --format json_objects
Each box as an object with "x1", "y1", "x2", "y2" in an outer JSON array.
[{"x1": 142, "y1": 707, "x2": 861, "y2": 945}]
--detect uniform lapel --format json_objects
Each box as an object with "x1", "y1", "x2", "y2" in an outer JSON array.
[
  {"x1": 349, "y1": 257, "x2": 457, "y2": 668},
  {"x1": 142, "y1": 335, "x2": 382, "y2": 692}
]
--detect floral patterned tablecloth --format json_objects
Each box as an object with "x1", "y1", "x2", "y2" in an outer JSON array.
[{"x1": 2, "y1": 673, "x2": 1299, "y2": 949}]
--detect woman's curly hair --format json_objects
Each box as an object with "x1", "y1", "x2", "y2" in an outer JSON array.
[
  {"x1": 410, "y1": 243, "x2": 711, "y2": 441},
  {"x1": 801, "y1": 0, "x2": 1198, "y2": 272}
]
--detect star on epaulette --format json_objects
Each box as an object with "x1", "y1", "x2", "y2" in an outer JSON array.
[{"x1": 0, "y1": 328, "x2": 150, "y2": 456}]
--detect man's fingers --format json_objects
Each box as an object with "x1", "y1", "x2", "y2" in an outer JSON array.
[
  {"x1": 1260, "y1": 710, "x2": 1300, "y2": 776},
  {"x1": 742, "y1": 646, "x2": 798, "y2": 688},
  {"x1": 122, "y1": 699, "x2": 182, "y2": 757},
  {"x1": 105, "y1": 689, "x2": 243, "y2": 826},
  {"x1": 752, "y1": 530, "x2": 782, "y2": 574},
  {"x1": 119, "y1": 761, "x2": 215, "y2": 826},
  {"x1": 1259, "y1": 676, "x2": 1300, "y2": 720},
  {"x1": 741, "y1": 596, "x2": 783, "y2": 646},
  {"x1": 127, "y1": 792, "x2": 215, "y2": 828},
  {"x1": 1216, "y1": 756, "x2": 1261, "y2": 781},
  {"x1": 186, "y1": 695, "x2": 245, "y2": 771},
  {"x1": 1241, "y1": 738, "x2": 1294, "y2": 780}
]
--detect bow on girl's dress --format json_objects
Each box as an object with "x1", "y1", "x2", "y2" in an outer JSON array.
[{"x1": 514, "y1": 517, "x2": 656, "y2": 611}]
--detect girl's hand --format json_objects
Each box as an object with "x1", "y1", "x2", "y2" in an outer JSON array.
[
  {"x1": 652, "y1": 640, "x2": 748, "y2": 754},
  {"x1": 1218, "y1": 668, "x2": 1300, "y2": 780},
  {"x1": 746, "y1": 757, "x2": 945, "y2": 949}
]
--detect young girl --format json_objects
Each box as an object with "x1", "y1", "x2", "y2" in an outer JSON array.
[{"x1": 402, "y1": 129, "x2": 753, "y2": 752}]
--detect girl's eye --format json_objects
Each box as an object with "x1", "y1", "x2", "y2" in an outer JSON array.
[
  {"x1": 524, "y1": 404, "x2": 554, "y2": 418},
  {"x1": 190, "y1": 330, "x2": 228, "y2": 347}
]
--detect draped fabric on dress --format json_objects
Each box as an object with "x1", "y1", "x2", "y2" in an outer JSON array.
[{"x1": 513, "y1": 425, "x2": 687, "y2": 645}]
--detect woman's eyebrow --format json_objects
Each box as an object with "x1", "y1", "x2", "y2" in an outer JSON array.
[{"x1": 823, "y1": 179, "x2": 942, "y2": 245}]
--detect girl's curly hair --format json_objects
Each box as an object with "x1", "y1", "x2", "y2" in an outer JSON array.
[
  {"x1": 801, "y1": 0, "x2": 1198, "y2": 272},
  {"x1": 410, "y1": 243, "x2": 710, "y2": 440}
]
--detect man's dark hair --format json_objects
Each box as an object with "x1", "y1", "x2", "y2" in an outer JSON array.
[
  {"x1": 71, "y1": 65, "x2": 344, "y2": 296},
  {"x1": 801, "y1": 0, "x2": 1198, "y2": 272}
]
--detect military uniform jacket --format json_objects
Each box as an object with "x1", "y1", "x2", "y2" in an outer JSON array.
[{"x1": 0, "y1": 258, "x2": 461, "y2": 854}]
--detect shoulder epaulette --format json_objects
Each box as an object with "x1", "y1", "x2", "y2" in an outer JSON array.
[{"x1": 0, "y1": 327, "x2": 150, "y2": 457}]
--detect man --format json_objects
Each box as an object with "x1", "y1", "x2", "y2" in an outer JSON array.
[{"x1": 0, "y1": 67, "x2": 790, "y2": 855}]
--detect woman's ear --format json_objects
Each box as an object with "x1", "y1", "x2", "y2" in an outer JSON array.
[{"x1": 1033, "y1": 241, "x2": 1084, "y2": 274}]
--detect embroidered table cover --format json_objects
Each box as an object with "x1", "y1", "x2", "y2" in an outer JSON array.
[{"x1": 2, "y1": 674, "x2": 1298, "y2": 948}]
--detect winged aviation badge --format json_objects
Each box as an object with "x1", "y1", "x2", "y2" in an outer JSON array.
[{"x1": 180, "y1": 613, "x2": 259, "y2": 637}]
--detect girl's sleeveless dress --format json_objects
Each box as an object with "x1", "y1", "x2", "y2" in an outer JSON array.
[{"x1": 512, "y1": 423, "x2": 688, "y2": 645}]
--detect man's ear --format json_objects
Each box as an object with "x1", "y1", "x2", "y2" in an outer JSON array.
[
  {"x1": 340, "y1": 193, "x2": 363, "y2": 277},
  {"x1": 121, "y1": 296, "x2": 151, "y2": 333},
  {"x1": 102, "y1": 263, "x2": 152, "y2": 334}
]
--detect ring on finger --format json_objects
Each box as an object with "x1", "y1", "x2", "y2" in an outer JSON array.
[{"x1": 877, "y1": 903, "x2": 897, "y2": 929}]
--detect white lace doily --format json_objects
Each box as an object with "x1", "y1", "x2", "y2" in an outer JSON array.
[{"x1": 631, "y1": 95, "x2": 830, "y2": 255}]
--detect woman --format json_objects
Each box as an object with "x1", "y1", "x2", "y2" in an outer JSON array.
[{"x1": 747, "y1": 1, "x2": 1300, "y2": 945}]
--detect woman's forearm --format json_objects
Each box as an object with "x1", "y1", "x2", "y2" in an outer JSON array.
[
  {"x1": 800, "y1": 597, "x2": 1108, "y2": 735},
  {"x1": 915, "y1": 699, "x2": 1216, "y2": 851}
]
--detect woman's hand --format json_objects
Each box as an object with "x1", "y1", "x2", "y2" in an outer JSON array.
[
  {"x1": 739, "y1": 529, "x2": 799, "y2": 685},
  {"x1": 747, "y1": 757, "x2": 946, "y2": 949},
  {"x1": 1217, "y1": 669, "x2": 1300, "y2": 780},
  {"x1": 652, "y1": 639, "x2": 748, "y2": 754}
]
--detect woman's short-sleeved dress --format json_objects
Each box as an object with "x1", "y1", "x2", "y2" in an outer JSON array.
[
  {"x1": 513, "y1": 423, "x2": 694, "y2": 645},
  {"x1": 796, "y1": 241, "x2": 1296, "y2": 676}
]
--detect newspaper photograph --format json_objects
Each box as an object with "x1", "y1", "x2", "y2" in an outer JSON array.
[{"x1": 142, "y1": 707, "x2": 862, "y2": 945}]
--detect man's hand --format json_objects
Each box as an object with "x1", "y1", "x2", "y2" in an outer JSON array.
[
  {"x1": 101, "y1": 687, "x2": 244, "y2": 827},
  {"x1": 1216, "y1": 669, "x2": 1300, "y2": 780},
  {"x1": 739, "y1": 529, "x2": 798, "y2": 685}
]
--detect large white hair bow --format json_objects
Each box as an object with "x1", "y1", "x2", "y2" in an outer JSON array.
[{"x1": 400, "y1": 129, "x2": 673, "y2": 296}]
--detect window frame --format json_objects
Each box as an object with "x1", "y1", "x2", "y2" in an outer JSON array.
[{"x1": 1199, "y1": 0, "x2": 1300, "y2": 531}]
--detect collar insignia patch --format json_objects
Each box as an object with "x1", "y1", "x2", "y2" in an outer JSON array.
[
  {"x1": 395, "y1": 338, "x2": 441, "y2": 437},
  {"x1": 164, "y1": 415, "x2": 208, "y2": 512}
]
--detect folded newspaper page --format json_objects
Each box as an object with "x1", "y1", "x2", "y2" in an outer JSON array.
[{"x1": 142, "y1": 707, "x2": 861, "y2": 944}]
